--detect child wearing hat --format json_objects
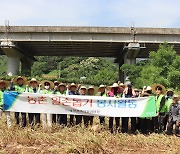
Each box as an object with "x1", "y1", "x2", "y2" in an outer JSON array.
[
  {"x1": 9, "y1": 76, "x2": 27, "y2": 127},
  {"x1": 167, "y1": 94, "x2": 180, "y2": 136}
]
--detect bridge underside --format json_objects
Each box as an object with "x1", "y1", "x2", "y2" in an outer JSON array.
[{"x1": 0, "y1": 41, "x2": 180, "y2": 58}]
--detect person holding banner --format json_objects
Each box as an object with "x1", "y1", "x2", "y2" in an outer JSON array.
[
  {"x1": 27, "y1": 78, "x2": 41, "y2": 126},
  {"x1": 152, "y1": 84, "x2": 166, "y2": 133},
  {"x1": 97, "y1": 84, "x2": 107, "y2": 126},
  {"x1": 80, "y1": 86, "x2": 90, "y2": 127},
  {"x1": 40, "y1": 80, "x2": 53, "y2": 128},
  {"x1": 68, "y1": 83, "x2": 79, "y2": 126},
  {"x1": 122, "y1": 83, "x2": 136, "y2": 134},
  {"x1": 87, "y1": 86, "x2": 95, "y2": 126},
  {"x1": 9, "y1": 76, "x2": 27, "y2": 127},
  {"x1": 167, "y1": 94, "x2": 180, "y2": 136},
  {"x1": 108, "y1": 83, "x2": 122, "y2": 133},
  {"x1": 53, "y1": 83, "x2": 67, "y2": 126},
  {"x1": 52, "y1": 81, "x2": 60, "y2": 123},
  {"x1": 0, "y1": 80, "x2": 11, "y2": 127}
]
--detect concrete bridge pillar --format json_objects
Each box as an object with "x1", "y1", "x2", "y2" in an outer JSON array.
[
  {"x1": 21, "y1": 58, "x2": 33, "y2": 76},
  {"x1": 1, "y1": 41, "x2": 20, "y2": 75},
  {"x1": 1, "y1": 41, "x2": 35, "y2": 76}
]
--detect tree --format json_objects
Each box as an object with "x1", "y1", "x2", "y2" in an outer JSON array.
[{"x1": 120, "y1": 43, "x2": 180, "y2": 91}]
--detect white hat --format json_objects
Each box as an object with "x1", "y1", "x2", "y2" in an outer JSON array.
[{"x1": 110, "y1": 83, "x2": 119, "y2": 88}]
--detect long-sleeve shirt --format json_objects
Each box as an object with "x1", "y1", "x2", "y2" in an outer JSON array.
[{"x1": 169, "y1": 103, "x2": 180, "y2": 122}]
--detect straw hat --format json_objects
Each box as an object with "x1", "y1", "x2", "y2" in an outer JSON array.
[
  {"x1": 119, "y1": 83, "x2": 125, "y2": 88},
  {"x1": 0, "y1": 80, "x2": 10, "y2": 88},
  {"x1": 54, "y1": 81, "x2": 60, "y2": 84},
  {"x1": 88, "y1": 86, "x2": 95, "y2": 90},
  {"x1": 152, "y1": 83, "x2": 166, "y2": 94},
  {"x1": 40, "y1": 80, "x2": 54, "y2": 89},
  {"x1": 166, "y1": 89, "x2": 174, "y2": 93},
  {"x1": 173, "y1": 94, "x2": 179, "y2": 99},
  {"x1": 146, "y1": 86, "x2": 152, "y2": 91},
  {"x1": 58, "y1": 83, "x2": 66, "y2": 87},
  {"x1": 14, "y1": 76, "x2": 27, "y2": 85},
  {"x1": 98, "y1": 84, "x2": 106, "y2": 89},
  {"x1": 80, "y1": 86, "x2": 87, "y2": 90},
  {"x1": 28, "y1": 78, "x2": 39, "y2": 85},
  {"x1": 110, "y1": 83, "x2": 119, "y2": 88},
  {"x1": 69, "y1": 83, "x2": 77, "y2": 89}
]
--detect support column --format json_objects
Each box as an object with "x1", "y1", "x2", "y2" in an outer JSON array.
[
  {"x1": 21, "y1": 58, "x2": 33, "y2": 76},
  {"x1": 1, "y1": 46, "x2": 21, "y2": 76},
  {"x1": 7, "y1": 56, "x2": 20, "y2": 76},
  {"x1": 1, "y1": 41, "x2": 35, "y2": 76}
]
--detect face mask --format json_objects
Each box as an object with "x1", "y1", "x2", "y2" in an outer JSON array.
[{"x1": 45, "y1": 86, "x2": 49, "y2": 89}]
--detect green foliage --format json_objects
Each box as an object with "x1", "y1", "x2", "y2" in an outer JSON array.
[
  {"x1": 0, "y1": 56, "x2": 7, "y2": 76},
  {"x1": 31, "y1": 56, "x2": 118, "y2": 86},
  {"x1": 121, "y1": 43, "x2": 180, "y2": 91}
]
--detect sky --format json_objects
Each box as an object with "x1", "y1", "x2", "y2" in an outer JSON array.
[{"x1": 0, "y1": 0, "x2": 180, "y2": 28}]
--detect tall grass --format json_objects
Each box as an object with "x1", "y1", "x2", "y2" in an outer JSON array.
[{"x1": 0, "y1": 115, "x2": 179, "y2": 153}]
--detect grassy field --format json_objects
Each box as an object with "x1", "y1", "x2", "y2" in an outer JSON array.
[{"x1": 0, "y1": 115, "x2": 179, "y2": 154}]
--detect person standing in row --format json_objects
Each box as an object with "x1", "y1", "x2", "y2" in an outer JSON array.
[
  {"x1": 52, "y1": 81, "x2": 60, "y2": 123},
  {"x1": 152, "y1": 84, "x2": 166, "y2": 133},
  {"x1": 97, "y1": 85, "x2": 107, "y2": 126},
  {"x1": 167, "y1": 94, "x2": 180, "y2": 136},
  {"x1": 108, "y1": 83, "x2": 122, "y2": 133},
  {"x1": 122, "y1": 83, "x2": 136, "y2": 134},
  {"x1": 27, "y1": 78, "x2": 41, "y2": 126},
  {"x1": 68, "y1": 83, "x2": 79, "y2": 126},
  {"x1": 0, "y1": 80, "x2": 11, "y2": 127},
  {"x1": 9, "y1": 76, "x2": 27, "y2": 127},
  {"x1": 53, "y1": 83, "x2": 67, "y2": 126},
  {"x1": 87, "y1": 86, "x2": 95, "y2": 126},
  {"x1": 40, "y1": 80, "x2": 53, "y2": 128}
]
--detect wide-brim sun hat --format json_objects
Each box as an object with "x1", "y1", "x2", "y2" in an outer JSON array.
[
  {"x1": 0, "y1": 80, "x2": 10, "y2": 88},
  {"x1": 80, "y1": 86, "x2": 87, "y2": 90},
  {"x1": 110, "y1": 83, "x2": 119, "y2": 88},
  {"x1": 28, "y1": 78, "x2": 40, "y2": 85},
  {"x1": 88, "y1": 86, "x2": 95, "y2": 90},
  {"x1": 146, "y1": 86, "x2": 152, "y2": 91},
  {"x1": 14, "y1": 76, "x2": 27, "y2": 85},
  {"x1": 152, "y1": 83, "x2": 166, "y2": 94},
  {"x1": 69, "y1": 83, "x2": 77, "y2": 89},
  {"x1": 119, "y1": 83, "x2": 125, "y2": 88},
  {"x1": 40, "y1": 80, "x2": 54, "y2": 89},
  {"x1": 58, "y1": 83, "x2": 66, "y2": 87},
  {"x1": 98, "y1": 84, "x2": 106, "y2": 89}
]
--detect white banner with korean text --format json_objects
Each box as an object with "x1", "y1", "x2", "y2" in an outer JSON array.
[{"x1": 3, "y1": 92, "x2": 156, "y2": 117}]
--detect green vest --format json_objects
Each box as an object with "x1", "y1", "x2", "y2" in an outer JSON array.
[
  {"x1": 28, "y1": 87, "x2": 38, "y2": 93},
  {"x1": 55, "y1": 91, "x2": 66, "y2": 95},
  {"x1": 15, "y1": 85, "x2": 26, "y2": 93},
  {"x1": 156, "y1": 94, "x2": 166, "y2": 113},
  {"x1": 41, "y1": 89, "x2": 52, "y2": 94},
  {"x1": 165, "y1": 98, "x2": 173, "y2": 113}
]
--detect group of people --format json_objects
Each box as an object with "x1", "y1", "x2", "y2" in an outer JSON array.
[{"x1": 0, "y1": 76, "x2": 179, "y2": 136}]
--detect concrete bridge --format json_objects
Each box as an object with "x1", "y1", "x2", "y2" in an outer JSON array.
[{"x1": 0, "y1": 26, "x2": 180, "y2": 80}]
